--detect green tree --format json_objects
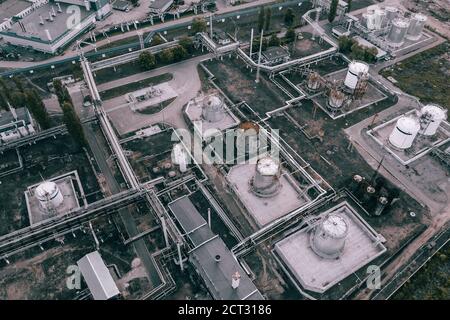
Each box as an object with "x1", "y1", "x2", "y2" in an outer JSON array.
[
  {"x1": 0, "y1": 91, "x2": 8, "y2": 111},
  {"x1": 159, "y1": 48, "x2": 174, "y2": 64},
  {"x1": 25, "y1": 89, "x2": 51, "y2": 129},
  {"x1": 268, "y1": 34, "x2": 280, "y2": 47},
  {"x1": 130, "y1": 0, "x2": 139, "y2": 6},
  {"x1": 328, "y1": 0, "x2": 339, "y2": 23},
  {"x1": 179, "y1": 36, "x2": 194, "y2": 54},
  {"x1": 264, "y1": 8, "x2": 272, "y2": 31},
  {"x1": 364, "y1": 46, "x2": 378, "y2": 63},
  {"x1": 10, "y1": 92, "x2": 26, "y2": 108},
  {"x1": 138, "y1": 51, "x2": 156, "y2": 70},
  {"x1": 284, "y1": 8, "x2": 295, "y2": 27},
  {"x1": 258, "y1": 7, "x2": 265, "y2": 32},
  {"x1": 338, "y1": 36, "x2": 355, "y2": 53},
  {"x1": 192, "y1": 18, "x2": 207, "y2": 34},
  {"x1": 285, "y1": 28, "x2": 296, "y2": 43},
  {"x1": 347, "y1": 0, "x2": 352, "y2": 12},
  {"x1": 172, "y1": 46, "x2": 188, "y2": 62},
  {"x1": 61, "y1": 101, "x2": 87, "y2": 146},
  {"x1": 150, "y1": 35, "x2": 164, "y2": 46}
]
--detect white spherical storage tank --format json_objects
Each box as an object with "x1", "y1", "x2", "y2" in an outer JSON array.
[
  {"x1": 35, "y1": 181, "x2": 64, "y2": 212},
  {"x1": 310, "y1": 214, "x2": 348, "y2": 259},
  {"x1": 251, "y1": 157, "x2": 281, "y2": 198},
  {"x1": 344, "y1": 61, "x2": 370, "y2": 91},
  {"x1": 389, "y1": 116, "x2": 421, "y2": 149},
  {"x1": 201, "y1": 95, "x2": 225, "y2": 123},
  {"x1": 419, "y1": 104, "x2": 447, "y2": 136}
]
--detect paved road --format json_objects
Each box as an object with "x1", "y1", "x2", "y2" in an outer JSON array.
[
  {"x1": 342, "y1": 29, "x2": 450, "y2": 299},
  {"x1": 101, "y1": 53, "x2": 212, "y2": 135},
  {"x1": 0, "y1": 0, "x2": 277, "y2": 70}
]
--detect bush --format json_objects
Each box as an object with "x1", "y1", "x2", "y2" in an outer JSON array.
[{"x1": 138, "y1": 51, "x2": 156, "y2": 70}]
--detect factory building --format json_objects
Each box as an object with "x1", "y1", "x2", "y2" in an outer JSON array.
[
  {"x1": 261, "y1": 47, "x2": 290, "y2": 66},
  {"x1": 0, "y1": 107, "x2": 36, "y2": 144},
  {"x1": 148, "y1": 0, "x2": 174, "y2": 15},
  {"x1": 168, "y1": 196, "x2": 264, "y2": 300},
  {"x1": 77, "y1": 251, "x2": 120, "y2": 300},
  {"x1": 0, "y1": 0, "x2": 111, "y2": 54}
]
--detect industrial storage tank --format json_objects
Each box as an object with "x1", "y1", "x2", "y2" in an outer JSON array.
[
  {"x1": 374, "y1": 7, "x2": 386, "y2": 30},
  {"x1": 328, "y1": 88, "x2": 346, "y2": 110},
  {"x1": 201, "y1": 95, "x2": 226, "y2": 123},
  {"x1": 387, "y1": 18, "x2": 409, "y2": 47},
  {"x1": 406, "y1": 13, "x2": 427, "y2": 41},
  {"x1": 236, "y1": 121, "x2": 260, "y2": 154},
  {"x1": 418, "y1": 104, "x2": 447, "y2": 136},
  {"x1": 310, "y1": 214, "x2": 348, "y2": 259},
  {"x1": 363, "y1": 5, "x2": 378, "y2": 30},
  {"x1": 35, "y1": 181, "x2": 64, "y2": 212},
  {"x1": 385, "y1": 6, "x2": 398, "y2": 24},
  {"x1": 307, "y1": 72, "x2": 321, "y2": 91},
  {"x1": 171, "y1": 143, "x2": 189, "y2": 173},
  {"x1": 344, "y1": 61, "x2": 370, "y2": 91},
  {"x1": 388, "y1": 116, "x2": 420, "y2": 149},
  {"x1": 251, "y1": 157, "x2": 281, "y2": 198}
]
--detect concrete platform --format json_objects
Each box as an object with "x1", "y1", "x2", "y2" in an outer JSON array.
[
  {"x1": 25, "y1": 171, "x2": 83, "y2": 225},
  {"x1": 368, "y1": 109, "x2": 450, "y2": 165},
  {"x1": 311, "y1": 69, "x2": 388, "y2": 120},
  {"x1": 274, "y1": 201, "x2": 386, "y2": 294},
  {"x1": 227, "y1": 161, "x2": 310, "y2": 228},
  {"x1": 184, "y1": 95, "x2": 240, "y2": 139}
]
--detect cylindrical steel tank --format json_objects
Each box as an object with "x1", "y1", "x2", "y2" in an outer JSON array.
[
  {"x1": 419, "y1": 104, "x2": 447, "y2": 136},
  {"x1": 310, "y1": 214, "x2": 348, "y2": 259},
  {"x1": 374, "y1": 7, "x2": 386, "y2": 30},
  {"x1": 35, "y1": 181, "x2": 64, "y2": 212},
  {"x1": 364, "y1": 6, "x2": 378, "y2": 30},
  {"x1": 328, "y1": 88, "x2": 345, "y2": 110},
  {"x1": 202, "y1": 95, "x2": 225, "y2": 123},
  {"x1": 387, "y1": 18, "x2": 409, "y2": 47},
  {"x1": 236, "y1": 121, "x2": 260, "y2": 155},
  {"x1": 251, "y1": 157, "x2": 281, "y2": 198},
  {"x1": 389, "y1": 116, "x2": 420, "y2": 149},
  {"x1": 171, "y1": 143, "x2": 189, "y2": 173},
  {"x1": 406, "y1": 13, "x2": 427, "y2": 41},
  {"x1": 385, "y1": 6, "x2": 398, "y2": 24},
  {"x1": 307, "y1": 72, "x2": 321, "y2": 91},
  {"x1": 344, "y1": 61, "x2": 370, "y2": 91}
]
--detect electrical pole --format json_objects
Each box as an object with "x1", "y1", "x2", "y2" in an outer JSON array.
[{"x1": 255, "y1": 29, "x2": 264, "y2": 83}]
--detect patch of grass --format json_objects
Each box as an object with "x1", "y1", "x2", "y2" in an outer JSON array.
[
  {"x1": 381, "y1": 42, "x2": 450, "y2": 110},
  {"x1": 99, "y1": 73, "x2": 173, "y2": 100},
  {"x1": 392, "y1": 242, "x2": 450, "y2": 300},
  {"x1": 136, "y1": 97, "x2": 176, "y2": 115}
]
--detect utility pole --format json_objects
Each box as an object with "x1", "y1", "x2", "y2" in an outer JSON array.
[
  {"x1": 255, "y1": 29, "x2": 264, "y2": 83},
  {"x1": 249, "y1": 28, "x2": 254, "y2": 60}
]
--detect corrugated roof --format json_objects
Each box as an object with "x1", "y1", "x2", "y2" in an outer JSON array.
[
  {"x1": 77, "y1": 251, "x2": 120, "y2": 300},
  {"x1": 168, "y1": 196, "x2": 264, "y2": 300}
]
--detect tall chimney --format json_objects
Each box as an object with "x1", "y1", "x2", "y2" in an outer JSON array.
[
  {"x1": 39, "y1": 15, "x2": 44, "y2": 25},
  {"x1": 231, "y1": 272, "x2": 241, "y2": 289},
  {"x1": 49, "y1": 12, "x2": 54, "y2": 22},
  {"x1": 51, "y1": 6, "x2": 56, "y2": 17},
  {"x1": 57, "y1": 3, "x2": 62, "y2": 13}
]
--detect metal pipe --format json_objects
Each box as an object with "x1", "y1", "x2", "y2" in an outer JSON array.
[{"x1": 255, "y1": 29, "x2": 264, "y2": 83}]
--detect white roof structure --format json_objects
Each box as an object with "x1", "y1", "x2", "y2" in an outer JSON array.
[
  {"x1": 77, "y1": 251, "x2": 120, "y2": 300},
  {"x1": 396, "y1": 116, "x2": 421, "y2": 134},
  {"x1": 321, "y1": 215, "x2": 348, "y2": 238},
  {"x1": 421, "y1": 104, "x2": 447, "y2": 121}
]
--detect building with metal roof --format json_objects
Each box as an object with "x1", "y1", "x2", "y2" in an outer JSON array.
[
  {"x1": 77, "y1": 251, "x2": 120, "y2": 300},
  {"x1": 168, "y1": 196, "x2": 264, "y2": 300},
  {"x1": 148, "y1": 0, "x2": 174, "y2": 15},
  {"x1": 0, "y1": 107, "x2": 36, "y2": 145},
  {"x1": 0, "y1": 1, "x2": 111, "y2": 54},
  {"x1": 262, "y1": 46, "x2": 290, "y2": 66}
]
